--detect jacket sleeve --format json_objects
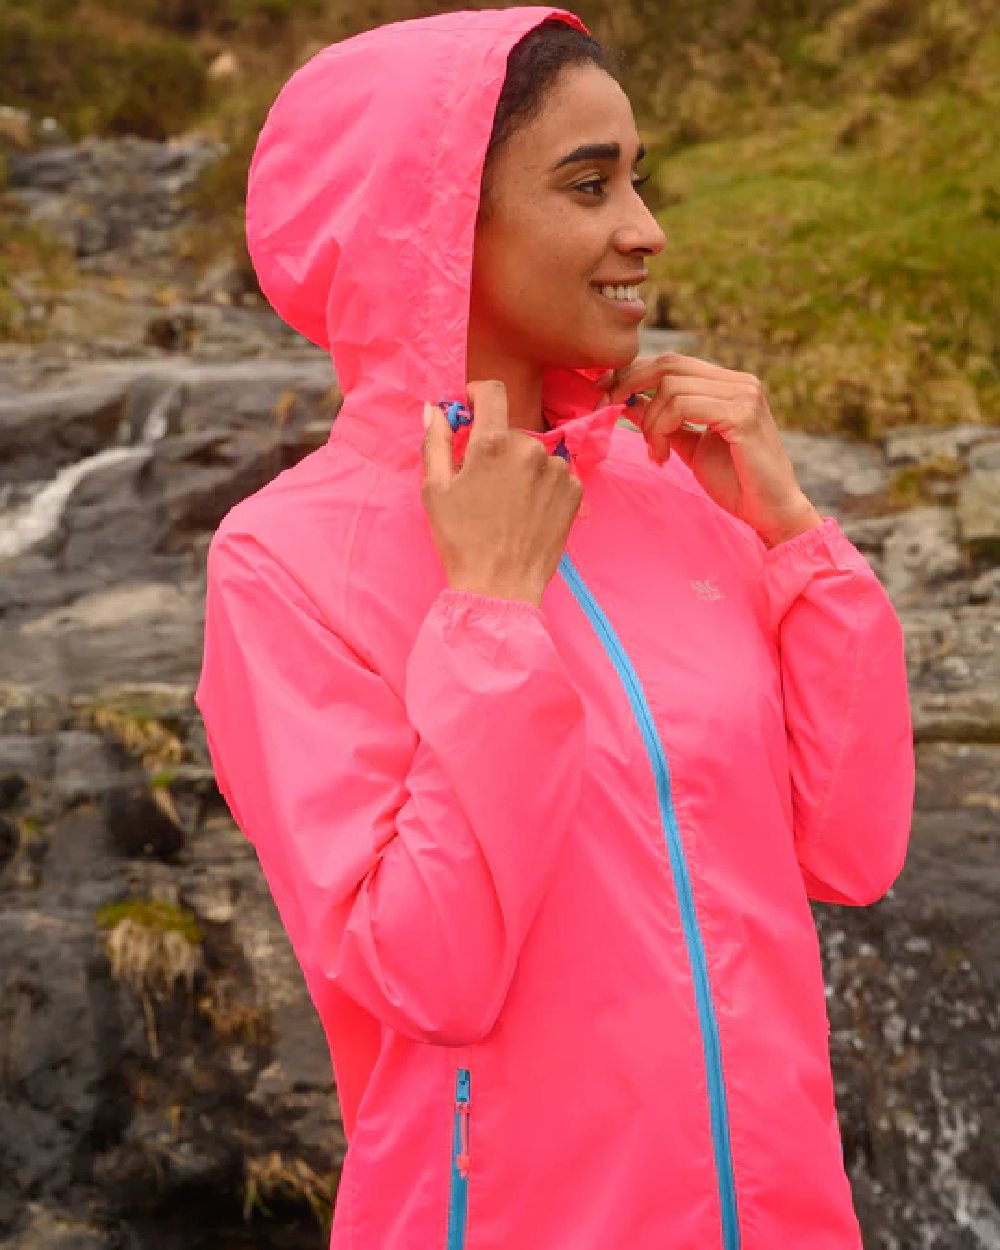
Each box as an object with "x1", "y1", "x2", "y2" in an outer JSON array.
[
  {"x1": 759, "y1": 516, "x2": 915, "y2": 906},
  {"x1": 194, "y1": 526, "x2": 587, "y2": 1046}
]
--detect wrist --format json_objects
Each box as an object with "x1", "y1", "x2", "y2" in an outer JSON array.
[
  {"x1": 446, "y1": 577, "x2": 544, "y2": 608},
  {"x1": 759, "y1": 498, "x2": 824, "y2": 550}
]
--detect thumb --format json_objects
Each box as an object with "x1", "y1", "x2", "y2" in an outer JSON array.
[{"x1": 421, "y1": 401, "x2": 454, "y2": 488}]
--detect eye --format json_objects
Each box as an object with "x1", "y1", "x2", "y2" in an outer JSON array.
[{"x1": 575, "y1": 173, "x2": 652, "y2": 198}]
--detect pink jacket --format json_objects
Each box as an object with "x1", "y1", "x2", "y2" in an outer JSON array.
[{"x1": 194, "y1": 8, "x2": 915, "y2": 1248}]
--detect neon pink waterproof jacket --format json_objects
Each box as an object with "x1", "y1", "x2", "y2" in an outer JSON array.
[{"x1": 194, "y1": 8, "x2": 915, "y2": 1248}]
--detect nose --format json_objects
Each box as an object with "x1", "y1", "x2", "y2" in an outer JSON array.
[{"x1": 614, "y1": 196, "x2": 667, "y2": 261}]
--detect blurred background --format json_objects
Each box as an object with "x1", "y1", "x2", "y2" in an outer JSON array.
[{"x1": 0, "y1": 1, "x2": 997, "y2": 1247}]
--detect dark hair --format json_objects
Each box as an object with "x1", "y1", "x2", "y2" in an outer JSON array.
[{"x1": 479, "y1": 19, "x2": 624, "y2": 218}]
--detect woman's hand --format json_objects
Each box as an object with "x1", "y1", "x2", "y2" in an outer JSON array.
[
  {"x1": 596, "y1": 353, "x2": 823, "y2": 549},
  {"x1": 421, "y1": 381, "x2": 583, "y2": 606}
]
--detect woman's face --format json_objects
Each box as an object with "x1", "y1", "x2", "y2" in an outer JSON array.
[{"x1": 469, "y1": 61, "x2": 667, "y2": 376}]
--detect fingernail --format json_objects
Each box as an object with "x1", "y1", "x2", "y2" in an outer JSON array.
[{"x1": 422, "y1": 402, "x2": 433, "y2": 430}]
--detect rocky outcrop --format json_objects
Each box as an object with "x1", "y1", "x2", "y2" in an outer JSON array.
[{"x1": 1, "y1": 131, "x2": 998, "y2": 1249}]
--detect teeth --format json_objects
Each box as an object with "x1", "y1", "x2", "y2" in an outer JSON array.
[{"x1": 596, "y1": 284, "x2": 640, "y2": 302}]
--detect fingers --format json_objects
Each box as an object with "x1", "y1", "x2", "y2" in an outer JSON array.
[
  {"x1": 600, "y1": 352, "x2": 728, "y2": 403},
  {"x1": 650, "y1": 399, "x2": 720, "y2": 465},
  {"x1": 421, "y1": 382, "x2": 513, "y2": 492},
  {"x1": 465, "y1": 380, "x2": 509, "y2": 447},
  {"x1": 421, "y1": 401, "x2": 454, "y2": 490},
  {"x1": 629, "y1": 391, "x2": 710, "y2": 467}
]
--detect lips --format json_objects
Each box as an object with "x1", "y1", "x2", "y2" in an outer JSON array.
[{"x1": 591, "y1": 284, "x2": 646, "y2": 319}]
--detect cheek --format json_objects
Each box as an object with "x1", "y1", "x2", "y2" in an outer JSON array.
[
  {"x1": 473, "y1": 206, "x2": 602, "y2": 319},
  {"x1": 518, "y1": 217, "x2": 598, "y2": 301}
]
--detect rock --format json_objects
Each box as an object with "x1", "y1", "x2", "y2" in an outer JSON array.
[
  {"x1": 0, "y1": 906, "x2": 122, "y2": 1222},
  {"x1": 913, "y1": 741, "x2": 1000, "y2": 815},
  {"x1": 145, "y1": 310, "x2": 198, "y2": 352},
  {"x1": 74, "y1": 212, "x2": 124, "y2": 259},
  {"x1": 957, "y1": 470, "x2": 1000, "y2": 558},
  {"x1": 103, "y1": 785, "x2": 186, "y2": 861},
  {"x1": 902, "y1": 607, "x2": 1000, "y2": 741},
  {"x1": 882, "y1": 421, "x2": 998, "y2": 467},
  {"x1": 969, "y1": 567, "x2": 1000, "y2": 604},
  {"x1": 0, "y1": 379, "x2": 128, "y2": 482},
  {"x1": 6, "y1": 135, "x2": 224, "y2": 209},
  {"x1": 775, "y1": 430, "x2": 890, "y2": 514},
  {"x1": 0, "y1": 736, "x2": 50, "y2": 784},
  {"x1": 0, "y1": 816, "x2": 19, "y2": 869},
  {"x1": 0, "y1": 772, "x2": 29, "y2": 809},
  {"x1": 7, "y1": 584, "x2": 204, "y2": 697},
  {"x1": 192, "y1": 256, "x2": 246, "y2": 306},
  {"x1": 51, "y1": 731, "x2": 125, "y2": 806},
  {"x1": 968, "y1": 438, "x2": 1000, "y2": 472},
  {"x1": 4, "y1": 1205, "x2": 112, "y2": 1248},
  {"x1": 879, "y1": 506, "x2": 964, "y2": 607}
]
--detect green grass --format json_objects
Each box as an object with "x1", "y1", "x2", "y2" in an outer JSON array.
[
  {"x1": 0, "y1": 5, "x2": 207, "y2": 139},
  {"x1": 641, "y1": 20, "x2": 999, "y2": 435},
  {"x1": 96, "y1": 897, "x2": 204, "y2": 945}
]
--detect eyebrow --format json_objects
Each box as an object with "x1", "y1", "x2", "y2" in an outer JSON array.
[{"x1": 550, "y1": 141, "x2": 647, "y2": 171}]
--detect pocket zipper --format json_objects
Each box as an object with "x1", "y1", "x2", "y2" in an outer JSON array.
[{"x1": 446, "y1": 1067, "x2": 471, "y2": 1249}]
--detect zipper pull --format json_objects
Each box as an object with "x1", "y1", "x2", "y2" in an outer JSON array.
[
  {"x1": 456, "y1": 1068, "x2": 471, "y2": 1177},
  {"x1": 437, "y1": 399, "x2": 473, "y2": 432},
  {"x1": 456, "y1": 1103, "x2": 470, "y2": 1177},
  {"x1": 553, "y1": 435, "x2": 589, "y2": 523}
]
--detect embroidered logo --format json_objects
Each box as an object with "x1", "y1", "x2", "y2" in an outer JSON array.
[{"x1": 690, "y1": 578, "x2": 725, "y2": 601}]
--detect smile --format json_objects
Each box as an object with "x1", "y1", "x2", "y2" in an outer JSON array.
[{"x1": 591, "y1": 283, "x2": 646, "y2": 319}]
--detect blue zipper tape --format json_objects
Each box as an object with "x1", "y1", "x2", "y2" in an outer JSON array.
[
  {"x1": 446, "y1": 1067, "x2": 471, "y2": 1249},
  {"x1": 557, "y1": 552, "x2": 741, "y2": 1250}
]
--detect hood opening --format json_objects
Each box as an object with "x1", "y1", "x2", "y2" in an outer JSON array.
[{"x1": 245, "y1": 6, "x2": 628, "y2": 475}]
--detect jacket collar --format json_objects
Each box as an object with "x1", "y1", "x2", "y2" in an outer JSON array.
[{"x1": 328, "y1": 363, "x2": 626, "y2": 478}]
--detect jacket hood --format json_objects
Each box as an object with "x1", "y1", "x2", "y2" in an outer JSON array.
[{"x1": 245, "y1": 6, "x2": 630, "y2": 476}]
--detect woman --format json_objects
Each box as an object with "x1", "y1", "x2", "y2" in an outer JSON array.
[{"x1": 195, "y1": 8, "x2": 915, "y2": 1248}]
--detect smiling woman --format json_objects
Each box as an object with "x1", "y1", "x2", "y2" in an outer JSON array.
[
  {"x1": 197, "y1": 9, "x2": 914, "y2": 1250},
  {"x1": 470, "y1": 20, "x2": 666, "y2": 433}
]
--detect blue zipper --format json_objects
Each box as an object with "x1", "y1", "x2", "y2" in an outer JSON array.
[
  {"x1": 557, "y1": 552, "x2": 741, "y2": 1250},
  {"x1": 446, "y1": 1067, "x2": 471, "y2": 1249}
]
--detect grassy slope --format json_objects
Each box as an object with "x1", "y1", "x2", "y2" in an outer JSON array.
[
  {"x1": 642, "y1": 16, "x2": 999, "y2": 434},
  {"x1": 1, "y1": 0, "x2": 997, "y2": 435}
]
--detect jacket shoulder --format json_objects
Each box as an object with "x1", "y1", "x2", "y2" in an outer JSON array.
[
  {"x1": 206, "y1": 441, "x2": 388, "y2": 623},
  {"x1": 213, "y1": 441, "x2": 345, "y2": 535}
]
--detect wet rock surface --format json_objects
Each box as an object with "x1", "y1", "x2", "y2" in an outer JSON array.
[{"x1": 1, "y1": 133, "x2": 998, "y2": 1249}]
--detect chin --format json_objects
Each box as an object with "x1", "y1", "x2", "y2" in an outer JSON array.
[
  {"x1": 592, "y1": 336, "x2": 642, "y2": 371},
  {"x1": 609, "y1": 338, "x2": 642, "y2": 364},
  {"x1": 557, "y1": 330, "x2": 641, "y2": 373}
]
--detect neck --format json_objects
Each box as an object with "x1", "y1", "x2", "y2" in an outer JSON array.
[{"x1": 465, "y1": 334, "x2": 548, "y2": 433}]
